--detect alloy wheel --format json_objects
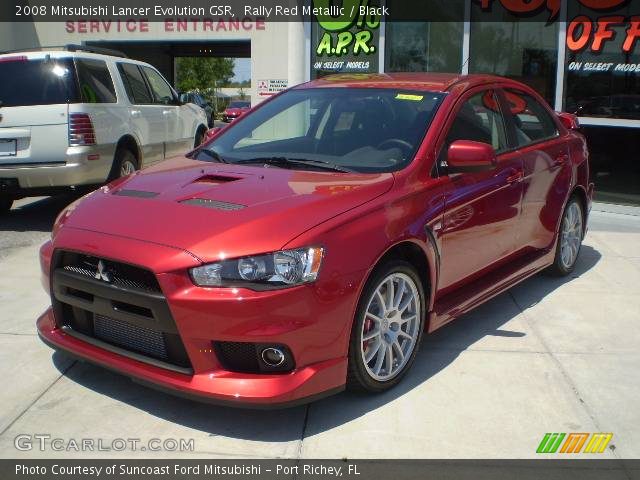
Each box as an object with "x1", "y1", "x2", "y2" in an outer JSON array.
[
  {"x1": 120, "y1": 159, "x2": 136, "y2": 177},
  {"x1": 360, "y1": 272, "x2": 421, "y2": 381},
  {"x1": 560, "y1": 201, "x2": 583, "y2": 269}
]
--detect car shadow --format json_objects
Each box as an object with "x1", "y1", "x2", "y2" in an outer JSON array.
[
  {"x1": 50, "y1": 244, "x2": 601, "y2": 443},
  {"x1": 0, "y1": 194, "x2": 81, "y2": 233}
]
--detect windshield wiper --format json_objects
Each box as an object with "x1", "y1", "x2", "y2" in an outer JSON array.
[
  {"x1": 237, "y1": 157, "x2": 355, "y2": 173},
  {"x1": 190, "y1": 148, "x2": 228, "y2": 164}
]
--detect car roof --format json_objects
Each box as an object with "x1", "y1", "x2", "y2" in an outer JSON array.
[
  {"x1": 0, "y1": 49, "x2": 150, "y2": 67},
  {"x1": 297, "y1": 72, "x2": 507, "y2": 93}
]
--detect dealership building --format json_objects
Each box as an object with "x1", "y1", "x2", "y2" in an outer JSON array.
[{"x1": 1, "y1": 0, "x2": 638, "y2": 204}]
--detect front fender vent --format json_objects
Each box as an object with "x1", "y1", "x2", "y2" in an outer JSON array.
[{"x1": 180, "y1": 198, "x2": 245, "y2": 211}]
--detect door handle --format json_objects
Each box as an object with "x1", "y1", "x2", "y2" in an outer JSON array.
[
  {"x1": 506, "y1": 168, "x2": 524, "y2": 184},
  {"x1": 162, "y1": 109, "x2": 174, "y2": 115},
  {"x1": 130, "y1": 109, "x2": 141, "y2": 117},
  {"x1": 554, "y1": 154, "x2": 569, "y2": 166}
]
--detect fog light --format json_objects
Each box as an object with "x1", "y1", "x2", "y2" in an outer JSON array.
[{"x1": 261, "y1": 347, "x2": 285, "y2": 367}]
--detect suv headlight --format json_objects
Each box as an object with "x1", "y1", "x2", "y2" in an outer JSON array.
[{"x1": 190, "y1": 247, "x2": 324, "y2": 289}]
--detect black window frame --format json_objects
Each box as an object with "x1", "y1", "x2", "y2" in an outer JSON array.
[
  {"x1": 497, "y1": 87, "x2": 560, "y2": 150},
  {"x1": 73, "y1": 58, "x2": 117, "y2": 104},
  {"x1": 116, "y1": 62, "x2": 154, "y2": 105},
  {"x1": 140, "y1": 65, "x2": 178, "y2": 106},
  {"x1": 436, "y1": 86, "x2": 510, "y2": 174}
]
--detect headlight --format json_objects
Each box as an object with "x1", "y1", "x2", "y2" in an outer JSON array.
[{"x1": 190, "y1": 247, "x2": 324, "y2": 289}]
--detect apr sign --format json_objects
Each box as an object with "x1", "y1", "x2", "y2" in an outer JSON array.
[{"x1": 310, "y1": 0, "x2": 382, "y2": 78}]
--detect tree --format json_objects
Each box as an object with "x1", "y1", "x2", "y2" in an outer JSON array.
[{"x1": 175, "y1": 57, "x2": 235, "y2": 92}]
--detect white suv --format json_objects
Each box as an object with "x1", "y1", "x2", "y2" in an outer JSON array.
[{"x1": 0, "y1": 45, "x2": 208, "y2": 213}]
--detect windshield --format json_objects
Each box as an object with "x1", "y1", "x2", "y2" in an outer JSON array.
[
  {"x1": 0, "y1": 57, "x2": 79, "y2": 107},
  {"x1": 195, "y1": 88, "x2": 444, "y2": 173},
  {"x1": 228, "y1": 101, "x2": 250, "y2": 108}
]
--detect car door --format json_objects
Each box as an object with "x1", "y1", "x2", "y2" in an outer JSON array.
[
  {"x1": 499, "y1": 88, "x2": 572, "y2": 252},
  {"x1": 116, "y1": 63, "x2": 164, "y2": 165},
  {"x1": 139, "y1": 65, "x2": 184, "y2": 159},
  {"x1": 437, "y1": 88, "x2": 524, "y2": 294}
]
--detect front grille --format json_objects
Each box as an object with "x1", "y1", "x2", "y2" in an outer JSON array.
[
  {"x1": 58, "y1": 251, "x2": 161, "y2": 293},
  {"x1": 94, "y1": 314, "x2": 168, "y2": 361},
  {"x1": 51, "y1": 250, "x2": 192, "y2": 373},
  {"x1": 214, "y1": 341, "x2": 260, "y2": 373}
]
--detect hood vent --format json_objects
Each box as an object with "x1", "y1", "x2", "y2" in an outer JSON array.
[
  {"x1": 193, "y1": 175, "x2": 241, "y2": 184},
  {"x1": 180, "y1": 198, "x2": 245, "y2": 211},
  {"x1": 113, "y1": 189, "x2": 159, "y2": 198}
]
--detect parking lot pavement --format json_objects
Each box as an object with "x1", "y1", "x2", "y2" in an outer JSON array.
[{"x1": 0, "y1": 197, "x2": 638, "y2": 459}]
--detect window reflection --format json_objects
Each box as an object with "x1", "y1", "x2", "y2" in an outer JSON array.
[
  {"x1": 564, "y1": 3, "x2": 640, "y2": 119},
  {"x1": 469, "y1": 4, "x2": 558, "y2": 105}
]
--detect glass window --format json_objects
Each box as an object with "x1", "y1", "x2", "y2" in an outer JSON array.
[
  {"x1": 385, "y1": 0, "x2": 464, "y2": 73},
  {"x1": 75, "y1": 59, "x2": 116, "y2": 103},
  {"x1": 385, "y1": 21, "x2": 464, "y2": 73},
  {"x1": 469, "y1": 4, "x2": 558, "y2": 105},
  {"x1": 503, "y1": 89, "x2": 558, "y2": 146},
  {"x1": 564, "y1": 3, "x2": 640, "y2": 119},
  {"x1": 196, "y1": 88, "x2": 445, "y2": 173},
  {"x1": 0, "y1": 57, "x2": 79, "y2": 107},
  {"x1": 141, "y1": 66, "x2": 175, "y2": 105},
  {"x1": 443, "y1": 90, "x2": 508, "y2": 158},
  {"x1": 117, "y1": 63, "x2": 152, "y2": 104}
]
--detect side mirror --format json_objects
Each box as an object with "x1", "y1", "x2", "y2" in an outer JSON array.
[
  {"x1": 447, "y1": 140, "x2": 496, "y2": 173},
  {"x1": 557, "y1": 112, "x2": 580, "y2": 130},
  {"x1": 204, "y1": 126, "x2": 225, "y2": 142}
]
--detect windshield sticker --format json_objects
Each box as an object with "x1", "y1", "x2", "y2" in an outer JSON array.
[{"x1": 396, "y1": 93, "x2": 424, "y2": 101}]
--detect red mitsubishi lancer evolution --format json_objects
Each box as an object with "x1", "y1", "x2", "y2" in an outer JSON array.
[{"x1": 37, "y1": 73, "x2": 593, "y2": 407}]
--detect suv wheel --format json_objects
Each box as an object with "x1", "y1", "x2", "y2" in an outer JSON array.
[
  {"x1": 194, "y1": 128, "x2": 205, "y2": 148},
  {"x1": 347, "y1": 260, "x2": 425, "y2": 393},
  {"x1": 109, "y1": 148, "x2": 138, "y2": 181},
  {"x1": 547, "y1": 196, "x2": 584, "y2": 276},
  {"x1": 0, "y1": 195, "x2": 14, "y2": 214}
]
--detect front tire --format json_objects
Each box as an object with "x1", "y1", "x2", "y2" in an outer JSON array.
[
  {"x1": 347, "y1": 260, "x2": 426, "y2": 393},
  {"x1": 0, "y1": 195, "x2": 14, "y2": 214},
  {"x1": 547, "y1": 196, "x2": 584, "y2": 276}
]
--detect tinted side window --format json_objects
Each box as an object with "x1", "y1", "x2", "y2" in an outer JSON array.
[
  {"x1": 141, "y1": 66, "x2": 175, "y2": 105},
  {"x1": 503, "y1": 89, "x2": 558, "y2": 147},
  {"x1": 443, "y1": 90, "x2": 508, "y2": 160},
  {"x1": 117, "y1": 63, "x2": 152, "y2": 104},
  {"x1": 75, "y1": 59, "x2": 116, "y2": 103}
]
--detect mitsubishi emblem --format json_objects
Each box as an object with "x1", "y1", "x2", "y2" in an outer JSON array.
[{"x1": 94, "y1": 260, "x2": 111, "y2": 282}]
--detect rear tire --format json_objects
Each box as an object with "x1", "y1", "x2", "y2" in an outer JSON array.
[
  {"x1": 108, "y1": 148, "x2": 138, "y2": 182},
  {"x1": 0, "y1": 195, "x2": 13, "y2": 214},
  {"x1": 546, "y1": 196, "x2": 584, "y2": 276},
  {"x1": 347, "y1": 260, "x2": 426, "y2": 393}
]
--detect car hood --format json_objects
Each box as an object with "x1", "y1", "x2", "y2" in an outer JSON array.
[{"x1": 64, "y1": 157, "x2": 393, "y2": 263}]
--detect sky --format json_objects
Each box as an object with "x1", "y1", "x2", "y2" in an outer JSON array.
[{"x1": 232, "y1": 58, "x2": 251, "y2": 83}]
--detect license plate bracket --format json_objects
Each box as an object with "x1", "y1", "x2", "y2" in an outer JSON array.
[{"x1": 0, "y1": 139, "x2": 17, "y2": 157}]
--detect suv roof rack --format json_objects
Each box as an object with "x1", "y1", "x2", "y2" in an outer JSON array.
[{"x1": 0, "y1": 44, "x2": 128, "y2": 58}]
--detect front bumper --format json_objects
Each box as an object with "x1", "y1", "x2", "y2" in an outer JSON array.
[
  {"x1": 37, "y1": 309, "x2": 345, "y2": 408},
  {"x1": 38, "y1": 231, "x2": 359, "y2": 407}
]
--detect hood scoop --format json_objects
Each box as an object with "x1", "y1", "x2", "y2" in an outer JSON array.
[{"x1": 180, "y1": 198, "x2": 245, "y2": 211}]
